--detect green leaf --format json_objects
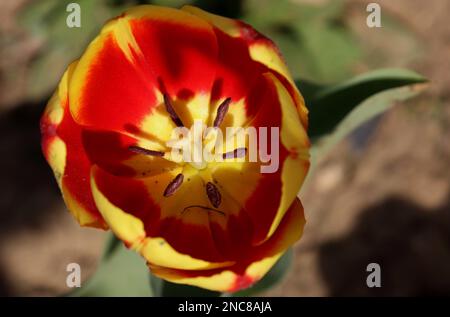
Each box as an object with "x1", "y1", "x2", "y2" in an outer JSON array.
[
  {"x1": 295, "y1": 69, "x2": 427, "y2": 175},
  {"x1": 299, "y1": 68, "x2": 427, "y2": 140},
  {"x1": 68, "y1": 233, "x2": 152, "y2": 297}
]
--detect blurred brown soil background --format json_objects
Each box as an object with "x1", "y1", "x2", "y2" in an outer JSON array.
[{"x1": 0, "y1": 0, "x2": 449, "y2": 296}]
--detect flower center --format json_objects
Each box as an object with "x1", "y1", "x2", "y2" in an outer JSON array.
[{"x1": 128, "y1": 94, "x2": 246, "y2": 209}]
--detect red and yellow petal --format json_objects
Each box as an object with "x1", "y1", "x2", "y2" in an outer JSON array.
[
  {"x1": 69, "y1": 25, "x2": 157, "y2": 133},
  {"x1": 140, "y1": 237, "x2": 235, "y2": 271},
  {"x1": 197, "y1": 14, "x2": 267, "y2": 104},
  {"x1": 69, "y1": 5, "x2": 218, "y2": 136},
  {"x1": 90, "y1": 165, "x2": 234, "y2": 270},
  {"x1": 126, "y1": 5, "x2": 218, "y2": 97},
  {"x1": 208, "y1": 72, "x2": 309, "y2": 245},
  {"x1": 181, "y1": 5, "x2": 308, "y2": 128},
  {"x1": 81, "y1": 128, "x2": 180, "y2": 178},
  {"x1": 245, "y1": 73, "x2": 309, "y2": 242},
  {"x1": 264, "y1": 73, "x2": 310, "y2": 238},
  {"x1": 41, "y1": 62, "x2": 107, "y2": 229},
  {"x1": 148, "y1": 198, "x2": 305, "y2": 292},
  {"x1": 247, "y1": 36, "x2": 308, "y2": 128},
  {"x1": 90, "y1": 166, "x2": 149, "y2": 249},
  {"x1": 182, "y1": 5, "x2": 242, "y2": 38},
  {"x1": 91, "y1": 164, "x2": 233, "y2": 263},
  {"x1": 91, "y1": 165, "x2": 160, "y2": 243}
]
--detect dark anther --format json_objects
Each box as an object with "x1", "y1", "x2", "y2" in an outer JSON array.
[
  {"x1": 163, "y1": 173, "x2": 184, "y2": 197},
  {"x1": 163, "y1": 94, "x2": 184, "y2": 127},
  {"x1": 206, "y1": 182, "x2": 221, "y2": 208},
  {"x1": 222, "y1": 147, "x2": 247, "y2": 160},
  {"x1": 129, "y1": 145, "x2": 165, "y2": 157},
  {"x1": 213, "y1": 97, "x2": 231, "y2": 128}
]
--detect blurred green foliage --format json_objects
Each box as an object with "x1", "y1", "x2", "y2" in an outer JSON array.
[
  {"x1": 244, "y1": 0, "x2": 361, "y2": 82},
  {"x1": 20, "y1": 0, "x2": 126, "y2": 99},
  {"x1": 298, "y1": 68, "x2": 427, "y2": 172},
  {"x1": 69, "y1": 233, "x2": 152, "y2": 296}
]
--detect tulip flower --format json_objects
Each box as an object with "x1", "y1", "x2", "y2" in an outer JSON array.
[{"x1": 41, "y1": 5, "x2": 310, "y2": 292}]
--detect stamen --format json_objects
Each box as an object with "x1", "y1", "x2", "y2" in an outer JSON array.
[
  {"x1": 206, "y1": 182, "x2": 221, "y2": 208},
  {"x1": 213, "y1": 97, "x2": 231, "y2": 128},
  {"x1": 163, "y1": 173, "x2": 184, "y2": 197},
  {"x1": 163, "y1": 94, "x2": 184, "y2": 127},
  {"x1": 222, "y1": 147, "x2": 247, "y2": 160},
  {"x1": 129, "y1": 145, "x2": 165, "y2": 157}
]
